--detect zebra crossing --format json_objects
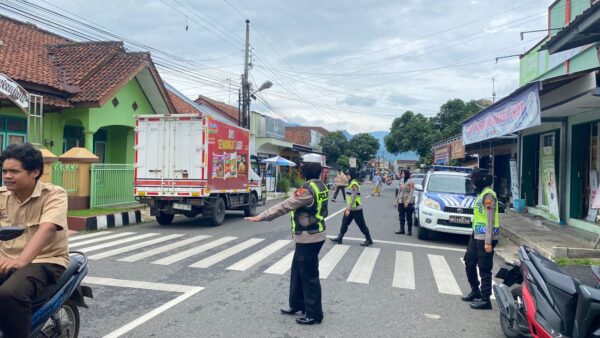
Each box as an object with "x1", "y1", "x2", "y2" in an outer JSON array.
[{"x1": 70, "y1": 231, "x2": 484, "y2": 296}]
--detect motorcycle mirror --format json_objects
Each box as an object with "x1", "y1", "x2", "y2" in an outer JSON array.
[{"x1": 0, "y1": 226, "x2": 25, "y2": 241}]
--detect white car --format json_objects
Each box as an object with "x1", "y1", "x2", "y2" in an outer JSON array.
[{"x1": 414, "y1": 169, "x2": 476, "y2": 240}]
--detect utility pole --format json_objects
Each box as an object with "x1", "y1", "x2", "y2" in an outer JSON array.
[
  {"x1": 491, "y1": 76, "x2": 497, "y2": 103},
  {"x1": 241, "y1": 19, "x2": 251, "y2": 129}
]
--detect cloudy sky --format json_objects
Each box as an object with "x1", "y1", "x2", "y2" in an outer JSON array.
[{"x1": 1, "y1": 0, "x2": 556, "y2": 133}]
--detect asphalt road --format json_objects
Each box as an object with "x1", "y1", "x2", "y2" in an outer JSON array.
[{"x1": 75, "y1": 182, "x2": 507, "y2": 338}]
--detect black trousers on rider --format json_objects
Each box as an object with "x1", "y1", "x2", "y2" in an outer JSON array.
[
  {"x1": 397, "y1": 203, "x2": 414, "y2": 233},
  {"x1": 340, "y1": 209, "x2": 371, "y2": 237},
  {"x1": 464, "y1": 234, "x2": 497, "y2": 299},
  {"x1": 332, "y1": 186, "x2": 346, "y2": 201},
  {"x1": 0, "y1": 263, "x2": 65, "y2": 338},
  {"x1": 289, "y1": 241, "x2": 324, "y2": 321}
]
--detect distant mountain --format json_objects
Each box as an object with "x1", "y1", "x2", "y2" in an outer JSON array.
[
  {"x1": 341, "y1": 130, "x2": 353, "y2": 140},
  {"x1": 346, "y1": 130, "x2": 419, "y2": 163}
]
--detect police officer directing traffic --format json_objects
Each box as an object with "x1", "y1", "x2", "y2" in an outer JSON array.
[
  {"x1": 461, "y1": 168, "x2": 499, "y2": 310},
  {"x1": 245, "y1": 153, "x2": 327, "y2": 325}
]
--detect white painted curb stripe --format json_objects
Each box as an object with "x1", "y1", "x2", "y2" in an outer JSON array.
[
  {"x1": 190, "y1": 238, "x2": 264, "y2": 268},
  {"x1": 114, "y1": 213, "x2": 123, "y2": 227},
  {"x1": 128, "y1": 211, "x2": 136, "y2": 223},
  {"x1": 152, "y1": 237, "x2": 237, "y2": 265},
  {"x1": 97, "y1": 215, "x2": 108, "y2": 230},
  {"x1": 69, "y1": 231, "x2": 113, "y2": 242},
  {"x1": 428, "y1": 254, "x2": 462, "y2": 295},
  {"x1": 393, "y1": 251, "x2": 415, "y2": 289},
  {"x1": 118, "y1": 235, "x2": 210, "y2": 262},
  {"x1": 264, "y1": 251, "x2": 294, "y2": 275},
  {"x1": 78, "y1": 233, "x2": 160, "y2": 253},
  {"x1": 87, "y1": 234, "x2": 185, "y2": 260},
  {"x1": 69, "y1": 232, "x2": 136, "y2": 248},
  {"x1": 319, "y1": 244, "x2": 350, "y2": 280},
  {"x1": 347, "y1": 247, "x2": 380, "y2": 284},
  {"x1": 227, "y1": 240, "x2": 291, "y2": 271}
]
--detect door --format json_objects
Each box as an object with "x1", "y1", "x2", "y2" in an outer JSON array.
[
  {"x1": 136, "y1": 119, "x2": 170, "y2": 193},
  {"x1": 172, "y1": 118, "x2": 204, "y2": 181},
  {"x1": 570, "y1": 123, "x2": 590, "y2": 219},
  {"x1": 522, "y1": 134, "x2": 539, "y2": 206}
]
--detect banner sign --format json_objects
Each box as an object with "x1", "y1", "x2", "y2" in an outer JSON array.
[
  {"x1": 462, "y1": 83, "x2": 541, "y2": 145},
  {"x1": 509, "y1": 159, "x2": 520, "y2": 202},
  {"x1": 451, "y1": 139, "x2": 465, "y2": 159},
  {"x1": 349, "y1": 157, "x2": 357, "y2": 168},
  {"x1": 0, "y1": 73, "x2": 29, "y2": 112},
  {"x1": 434, "y1": 145, "x2": 450, "y2": 165},
  {"x1": 541, "y1": 146, "x2": 560, "y2": 222}
]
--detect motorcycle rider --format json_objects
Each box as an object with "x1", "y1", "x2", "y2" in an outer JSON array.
[
  {"x1": 461, "y1": 167, "x2": 499, "y2": 310},
  {"x1": 0, "y1": 143, "x2": 69, "y2": 337}
]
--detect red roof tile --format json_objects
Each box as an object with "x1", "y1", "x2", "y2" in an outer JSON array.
[
  {"x1": 168, "y1": 90, "x2": 201, "y2": 115},
  {"x1": 195, "y1": 95, "x2": 240, "y2": 123}
]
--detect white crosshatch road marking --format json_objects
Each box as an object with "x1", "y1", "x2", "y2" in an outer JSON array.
[
  {"x1": 83, "y1": 276, "x2": 204, "y2": 338},
  {"x1": 69, "y1": 232, "x2": 136, "y2": 248},
  {"x1": 69, "y1": 231, "x2": 114, "y2": 242},
  {"x1": 393, "y1": 251, "x2": 415, "y2": 289},
  {"x1": 152, "y1": 236, "x2": 237, "y2": 265},
  {"x1": 227, "y1": 239, "x2": 291, "y2": 271},
  {"x1": 189, "y1": 238, "x2": 264, "y2": 268},
  {"x1": 78, "y1": 233, "x2": 160, "y2": 253},
  {"x1": 87, "y1": 234, "x2": 185, "y2": 260},
  {"x1": 264, "y1": 251, "x2": 295, "y2": 275},
  {"x1": 118, "y1": 235, "x2": 211, "y2": 262},
  {"x1": 428, "y1": 254, "x2": 462, "y2": 295},
  {"x1": 347, "y1": 247, "x2": 380, "y2": 284},
  {"x1": 319, "y1": 244, "x2": 350, "y2": 280}
]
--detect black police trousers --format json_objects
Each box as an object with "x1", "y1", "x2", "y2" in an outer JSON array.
[
  {"x1": 464, "y1": 234, "x2": 497, "y2": 298},
  {"x1": 0, "y1": 263, "x2": 65, "y2": 338},
  {"x1": 289, "y1": 240, "x2": 324, "y2": 321},
  {"x1": 340, "y1": 209, "x2": 371, "y2": 236}
]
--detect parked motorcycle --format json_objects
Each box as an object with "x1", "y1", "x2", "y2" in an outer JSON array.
[
  {"x1": 0, "y1": 226, "x2": 93, "y2": 338},
  {"x1": 494, "y1": 245, "x2": 600, "y2": 338}
]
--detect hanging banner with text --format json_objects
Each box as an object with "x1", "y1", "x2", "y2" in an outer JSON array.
[
  {"x1": 542, "y1": 146, "x2": 560, "y2": 222},
  {"x1": 0, "y1": 73, "x2": 29, "y2": 112},
  {"x1": 462, "y1": 83, "x2": 541, "y2": 145}
]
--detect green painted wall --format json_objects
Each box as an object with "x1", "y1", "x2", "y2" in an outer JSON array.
[
  {"x1": 549, "y1": 0, "x2": 566, "y2": 32},
  {"x1": 571, "y1": 0, "x2": 588, "y2": 21}
]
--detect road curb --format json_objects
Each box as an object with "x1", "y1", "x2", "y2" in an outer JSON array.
[{"x1": 68, "y1": 210, "x2": 142, "y2": 232}]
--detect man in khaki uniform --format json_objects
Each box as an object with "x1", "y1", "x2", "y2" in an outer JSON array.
[
  {"x1": 246, "y1": 153, "x2": 327, "y2": 325},
  {"x1": 0, "y1": 143, "x2": 68, "y2": 338}
]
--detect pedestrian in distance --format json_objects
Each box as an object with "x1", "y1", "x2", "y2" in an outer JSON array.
[
  {"x1": 245, "y1": 153, "x2": 327, "y2": 325},
  {"x1": 393, "y1": 169, "x2": 415, "y2": 236},
  {"x1": 0, "y1": 143, "x2": 69, "y2": 337},
  {"x1": 461, "y1": 168, "x2": 499, "y2": 310},
  {"x1": 371, "y1": 171, "x2": 382, "y2": 197},
  {"x1": 330, "y1": 169, "x2": 373, "y2": 247},
  {"x1": 331, "y1": 170, "x2": 347, "y2": 202}
]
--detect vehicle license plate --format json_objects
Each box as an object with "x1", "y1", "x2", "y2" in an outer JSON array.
[
  {"x1": 449, "y1": 216, "x2": 471, "y2": 225},
  {"x1": 173, "y1": 203, "x2": 192, "y2": 211}
]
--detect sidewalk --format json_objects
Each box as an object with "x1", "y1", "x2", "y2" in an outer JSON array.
[{"x1": 500, "y1": 210, "x2": 600, "y2": 259}]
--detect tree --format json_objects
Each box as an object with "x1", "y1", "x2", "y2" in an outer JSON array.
[
  {"x1": 385, "y1": 111, "x2": 437, "y2": 158},
  {"x1": 336, "y1": 155, "x2": 349, "y2": 170},
  {"x1": 319, "y1": 131, "x2": 349, "y2": 165},
  {"x1": 431, "y1": 99, "x2": 482, "y2": 140},
  {"x1": 347, "y1": 133, "x2": 379, "y2": 165}
]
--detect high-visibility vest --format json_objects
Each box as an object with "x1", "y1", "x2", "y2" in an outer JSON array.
[
  {"x1": 472, "y1": 187, "x2": 500, "y2": 235},
  {"x1": 345, "y1": 179, "x2": 361, "y2": 208},
  {"x1": 291, "y1": 180, "x2": 328, "y2": 234}
]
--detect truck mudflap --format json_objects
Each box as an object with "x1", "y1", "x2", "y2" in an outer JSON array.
[{"x1": 494, "y1": 283, "x2": 516, "y2": 323}]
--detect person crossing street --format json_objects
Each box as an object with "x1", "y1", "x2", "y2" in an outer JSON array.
[
  {"x1": 330, "y1": 169, "x2": 373, "y2": 247},
  {"x1": 461, "y1": 168, "x2": 499, "y2": 310},
  {"x1": 245, "y1": 153, "x2": 327, "y2": 325},
  {"x1": 331, "y1": 170, "x2": 347, "y2": 202}
]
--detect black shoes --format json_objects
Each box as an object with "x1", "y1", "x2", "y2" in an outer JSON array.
[
  {"x1": 360, "y1": 238, "x2": 373, "y2": 247},
  {"x1": 330, "y1": 236, "x2": 343, "y2": 244},
  {"x1": 407, "y1": 232, "x2": 412, "y2": 236},
  {"x1": 280, "y1": 308, "x2": 305, "y2": 315},
  {"x1": 296, "y1": 317, "x2": 322, "y2": 325},
  {"x1": 461, "y1": 289, "x2": 482, "y2": 302},
  {"x1": 395, "y1": 231, "x2": 405, "y2": 234},
  {"x1": 470, "y1": 298, "x2": 492, "y2": 310}
]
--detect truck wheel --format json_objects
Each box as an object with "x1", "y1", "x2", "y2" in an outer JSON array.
[
  {"x1": 244, "y1": 193, "x2": 258, "y2": 217},
  {"x1": 208, "y1": 197, "x2": 226, "y2": 226},
  {"x1": 156, "y1": 212, "x2": 174, "y2": 225},
  {"x1": 417, "y1": 225, "x2": 430, "y2": 240}
]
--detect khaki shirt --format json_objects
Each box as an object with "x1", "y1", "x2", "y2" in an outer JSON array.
[
  {"x1": 0, "y1": 181, "x2": 69, "y2": 267},
  {"x1": 258, "y1": 179, "x2": 327, "y2": 244}
]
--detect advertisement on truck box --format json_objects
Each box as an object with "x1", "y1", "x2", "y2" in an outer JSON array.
[{"x1": 207, "y1": 116, "x2": 250, "y2": 191}]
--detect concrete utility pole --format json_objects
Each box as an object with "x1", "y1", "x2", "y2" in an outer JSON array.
[{"x1": 241, "y1": 19, "x2": 251, "y2": 129}]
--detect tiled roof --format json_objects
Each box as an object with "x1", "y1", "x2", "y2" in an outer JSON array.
[
  {"x1": 195, "y1": 95, "x2": 240, "y2": 123},
  {"x1": 168, "y1": 90, "x2": 202, "y2": 114},
  {"x1": 285, "y1": 126, "x2": 330, "y2": 135},
  {"x1": 0, "y1": 15, "x2": 173, "y2": 112}
]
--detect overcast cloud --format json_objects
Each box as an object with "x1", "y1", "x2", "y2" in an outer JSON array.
[{"x1": 1, "y1": 0, "x2": 554, "y2": 133}]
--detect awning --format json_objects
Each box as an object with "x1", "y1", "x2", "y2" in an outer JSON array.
[
  {"x1": 540, "y1": 1, "x2": 600, "y2": 54},
  {"x1": 462, "y1": 82, "x2": 541, "y2": 145}
]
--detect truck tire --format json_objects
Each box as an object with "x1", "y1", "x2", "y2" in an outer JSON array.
[
  {"x1": 244, "y1": 193, "x2": 258, "y2": 217},
  {"x1": 156, "y1": 212, "x2": 174, "y2": 225},
  {"x1": 417, "y1": 225, "x2": 430, "y2": 240},
  {"x1": 208, "y1": 197, "x2": 226, "y2": 226}
]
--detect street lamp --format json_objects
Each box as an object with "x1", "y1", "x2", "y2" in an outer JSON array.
[{"x1": 250, "y1": 81, "x2": 273, "y2": 100}]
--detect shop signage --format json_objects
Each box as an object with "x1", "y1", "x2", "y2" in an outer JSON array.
[
  {"x1": 462, "y1": 83, "x2": 541, "y2": 145},
  {"x1": 0, "y1": 73, "x2": 29, "y2": 112},
  {"x1": 542, "y1": 146, "x2": 560, "y2": 222},
  {"x1": 349, "y1": 157, "x2": 357, "y2": 168},
  {"x1": 450, "y1": 139, "x2": 465, "y2": 159},
  {"x1": 509, "y1": 159, "x2": 520, "y2": 202},
  {"x1": 434, "y1": 145, "x2": 450, "y2": 165}
]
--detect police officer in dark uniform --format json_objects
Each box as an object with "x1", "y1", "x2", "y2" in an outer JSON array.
[
  {"x1": 461, "y1": 168, "x2": 499, "y2": 310},
  {"x1": 245, "y1": 153, "x2": 327, "y2": 325}
]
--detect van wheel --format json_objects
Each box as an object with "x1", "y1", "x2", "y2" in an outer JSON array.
[
  {"x1": 417, "y1": 225, "x2": 430, "y2": 240},
  {"x1": 244, "y1": 193, "x2": 258, "y2": 217},
  {"x1": 208, "y1": 197, "x2": 226, "y2": 226},
  {"x1": 156, "y1": 212, "x2": 174, "y2": 225}
]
